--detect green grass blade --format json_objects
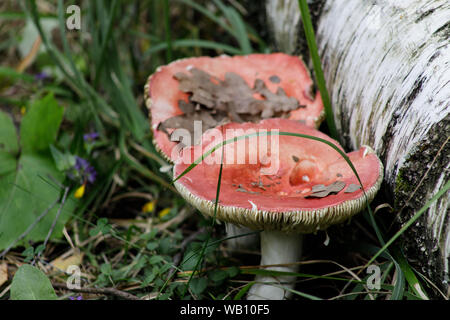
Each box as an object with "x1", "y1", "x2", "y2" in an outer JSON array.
[
  {"x1": 176, "y1": 0, "x2": 236, "y2": 37},
  {"x1": 163, "y1": 0, "x2": 173, "y2": 62},
  {"x1": 389, "y1": 256, "x2": 406, "y2": 300},
  {"x1": 366, "y1": 180, "x2": 450, "y2": 267},
  {"x1": 234, "y1": 283, "x2": 253, "y2": 300},
  {"x1": 93, "y1": 0, "x2": 119, "y2": 86},
  {"x1": 212, "y1": 0, "x2": 252, "y2": 54},
  {"x1": 181, "y1": 146, "x2": 225, "y2": 298},
  {"x1": 0, "y1": 67, "x2": 34, "y2": 83},
  {"x1": 392, "y1": 247, "x2": 429, "y2": 300},
  {"x1": 297, "y1": 0, "x2": 338, "y2": 140}
]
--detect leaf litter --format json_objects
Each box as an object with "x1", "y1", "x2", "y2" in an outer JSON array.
[{"x1": 158, "y1": 68, "x2": 305, "y2": 146}]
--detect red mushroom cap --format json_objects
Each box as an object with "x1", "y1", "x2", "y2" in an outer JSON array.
[
  {"x1": 173, "y1": 118, "x2": 383, "y2": 233},
  {"x1": 145, "y1": 53, "x2": 324, "y2": 162}
]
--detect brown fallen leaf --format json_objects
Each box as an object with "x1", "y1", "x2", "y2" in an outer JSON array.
[
  {"x1": 160, "y1": 67, "x2": 305, "y2": 145},
  {"x1": 306, "y1": 181, "x2": 346, "y2": 198},
  {"x1": 50, "y1": 250, "x2": 84, "y2": 273},
  {"x1": 345, "y1": 183, "x2": 361, "y2": 193},
  {"x1": 0, "y1": 263, "x2": 8, "y2": 287},
  {"x1": 311, "y1": 184, "x2": 327, "y2": 192}
]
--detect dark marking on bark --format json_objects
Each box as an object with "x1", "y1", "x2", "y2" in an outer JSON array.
[
  {"x1": 433, "y1": 21, "x2": 450, "y2": 40},
  {"x1": 403, "y1": 76, "x2": 426, "y2": 107},
  {"x1": 414, "y1": 8, "x2": 434, "y2": 23},
  {"x1": 338, "y1": 92, "x2": 352, "y2": 149},
  {"x1": 427, "y1": 50, "x2": 441, "y2": 66},
  {"x1": 380, "y1": 72, "x2": 426, "y2": 179},
  {"x1": 379, "y1": 108, "x2": 401, "y2": 173},
  {"x1": 381, "y1": 75, "x2": 427, "y2": 164}
]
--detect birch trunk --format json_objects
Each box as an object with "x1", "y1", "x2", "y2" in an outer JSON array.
[{"x1": 265, "y1": 0, "x2": 450, "y2": 291}]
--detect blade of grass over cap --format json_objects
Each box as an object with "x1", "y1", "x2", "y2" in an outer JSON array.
[
  {"x1": 181, "y1": 145, "x2": 225, "y2": 298},
  {"x1": 297, "y1": 0, "x2": 338, "y2": 141},
  {"x1": 173, "y1": 131, "x2": 364, "y2": 194}
]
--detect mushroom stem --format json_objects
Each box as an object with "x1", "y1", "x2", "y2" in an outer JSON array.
[
  {"x1": 247, "y1": 231, "x2": 303, "y2": 300},
  {"x1": 225, "y1": 223, "x2": 260, "y2": 251}
]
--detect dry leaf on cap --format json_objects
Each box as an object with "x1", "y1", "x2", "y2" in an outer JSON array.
[
  {"x1": 306, "y1": 181, "x2": 346, "y2": 198},
  {"x1": 159, "y1": 67, "x2": 304, "y2": 146},
  {"x1": 345, "y1": 183, "x2": 361, "y2": 193}
]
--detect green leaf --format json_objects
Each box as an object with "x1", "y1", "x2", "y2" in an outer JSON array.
[
  {"x1": 208, "y1": 269, "x2": 228, "y2": 283},
  {"x1": 189, "y1": 277, "x2": 208, "y2": 295},
  {"x1": 142, "y1": 273, "x2": 156, "y2": 286},
  {"x1": 0, "y1": 153, "x2": 74, "y2": 250},
  {"x1": 20, "y1": 93, "x2": 64, "y2": 153},
  {"x1": 148, "y1": 255, "x2": 165, "y2": 265},
  {"x1": 49, "y1": 145, "x2": 75, "y2": 171},
  {"x1": 0, "y1": 66, "x2": 34, "y2": 84},
  {"x1": 180, "y1": 247, "x2": 202, "y2": 271},
  {"x1": 0, "y1": 111, "x2": 18, "y2": 176},
  {"x1": 10, "y1": 264, "x2": 57, "y2": 300},
  {"x1": 100, "y1": 263, "x2": 112, "y2": 275},
  {"x1": 22, "y1": 247, "x2": 35, "y2": 263},
  {"x1": 0, "y1": 111, "x2": 19, "y2": 153},
  {"x1": 225, "y1": 266, "x2": 240, "y2": 278},
  {"x1": 146, "y1": 241, "x2": 158, "y2": 251},
  {"x1": 89, "y1": 218, "x2": 112, "y2": 236},
  {"x1": 0, "y1": 94, "x2": 75, "y2": 251},
  {"x1": 159, "y1": 237, "x2": 173, "y2": 254}
]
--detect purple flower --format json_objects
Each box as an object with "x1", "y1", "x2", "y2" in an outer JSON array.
[
  {"x1": 72, "y1": 156, "x2": 97, "y2": 184},
  {"x1": 74, "y1": 157, "x2": 89, "y2": 171},
  {"x1": 34, "y1": 72, "x2": 49, "y2": 81},
  {"x1": 83, "y1": 132, "x2": 99, "y2": 142},
  {"x1": 69, "y1": 295, "x2": 83, "y2": 300}
]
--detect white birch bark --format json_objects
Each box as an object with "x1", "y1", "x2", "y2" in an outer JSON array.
[{"x1": 265, "y1": 0, "x2": 450, "y2": 291}]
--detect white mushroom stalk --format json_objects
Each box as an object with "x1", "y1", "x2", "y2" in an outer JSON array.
[
  {"x1": 247, "y1": 231, "x2": 303, "y2": 300},
  {"x1": 225, "y1": 223, "x2": 259, "y2": 251}
]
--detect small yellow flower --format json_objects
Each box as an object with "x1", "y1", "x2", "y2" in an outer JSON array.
[
  {"x1": 158, "y1": 208, "x2": 171, "y2": 219},
  {"x1": 74, "y1": 184, "x2": 86, "y2": 199},
  {"x1": 20, "y1": 106, "x2": 26, "y2": 115},
  {"x1": 141, "y1": 201, "x2": 155, "y2": 214}
]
